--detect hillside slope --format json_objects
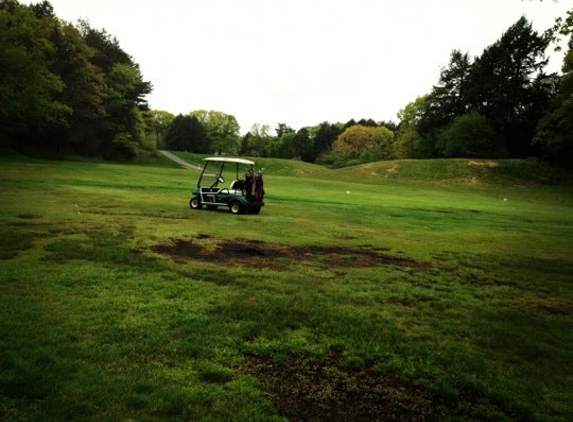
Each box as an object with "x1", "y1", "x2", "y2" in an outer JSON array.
[
  {"x1": 332, "y1": 158, "x2": 573, "y2": 187},
  {"x1": 166, "y1": 152, "x2": 572, "y2": 188}
]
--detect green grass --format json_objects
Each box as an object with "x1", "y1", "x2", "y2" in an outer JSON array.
[{"x1": 1, "y1": 150, "x2": 572, "y2": 421}]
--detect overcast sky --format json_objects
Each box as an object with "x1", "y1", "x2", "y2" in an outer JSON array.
[{"x1": 46, "y1": 0, "x2": 571, "y2": 133}]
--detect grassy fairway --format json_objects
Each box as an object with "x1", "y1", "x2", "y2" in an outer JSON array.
[{"x1": 1, "y1": 150, "x2": 572, "y2": 422}]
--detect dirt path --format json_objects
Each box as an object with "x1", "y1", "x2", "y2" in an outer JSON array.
[{"x1": 158, "y1": 150, "x2": 201, "y2": 170}]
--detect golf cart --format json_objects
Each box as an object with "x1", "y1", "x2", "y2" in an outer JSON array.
[{"x1": 189, "y1": 157, "x2": 265, "y2": 214}]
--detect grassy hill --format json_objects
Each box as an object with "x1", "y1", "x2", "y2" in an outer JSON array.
[
  {"x1": 166, "y1": 151, "x2": 572, "y2": 186},
  {"x1": 1, "y1": 150, "x2": 572, "y2": 422}
]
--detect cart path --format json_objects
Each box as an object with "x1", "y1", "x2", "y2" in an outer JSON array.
[{"x1": 158, "y1": 150, "x2": 201, "y2": 170}]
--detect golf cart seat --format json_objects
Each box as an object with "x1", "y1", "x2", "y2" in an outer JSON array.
[{"x1": 230, "y1": 180, "x2": 246, "y2": 191}]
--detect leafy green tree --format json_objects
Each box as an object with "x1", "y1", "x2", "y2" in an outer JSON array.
[
  {"x1": 241, "y1": 123, "x2": 273, "y2": 156},
  {"x1": 240, "y1": 132, "x2": 251, "y2": 155},
  {"x1": 0, "y1": 0, "x2": 70, "y2": 147},
  {"x1": 275, "y1": 123, "x2": 294, "y2": 138},
  {"x1": 78, "y1": 20, "x2": 152, "y2": 158},
  {"x1": 343, "y1": 119, "x2": 358, "y2": 130},
  {"x1": 379, "y1": 120, "x2": 398, "y2": 132},
  {"x1": 78, "y1": 20, "x2": 133, "y2": 74},
  {"x1": 419, "y1": 50, "x2": 472, "y2": 141},
  {"x1": 277, "y1": 132, "x2": 297, "y2": 158},
  {"x1": 333, "y1": 125, "x2": 394, "y2": 162},
  {"x1": 534, "y1": 36, "x2": 573, "y2": 167},
  {"x1": 437, "y1": 112, "x2": 500, "y2": 158},
  {"x1": 417, "y1": 17, "x2": 552, "y2": 159},
  {"x1": 395, "y1": 95, "x2": 429, "y2": 158},
  {"x1": 467, "y1": 16, "x2": 550, "y2": 157},
  {"x1": 0, "y1": 1, "x2": 152, "y2": 159},
  {"x1": 265, "y1": 131, "x2": 295, "y2": 158},
  {"x1": 190, "y1": 110, "x2": 241, "y2": 154},
  {"x1": 544, "y1": 7, "x2": 573, "y2": 51},
  {"x1": 291, "y1": 128, "x2": 314, "y2": 162},
  {"x1": 107, "y1": 64, "x2": 146, "y2": 137},
  {"x1": 48, "y1": 21, "x2": 107, "y2": 155},
  {"x1": 357, "y1": 118, "x2": 378, "y2": 127},
  {"x1": 312, "y1": 122, "x2": 341, "y2": 160},
  {"x1": 164, "y1": 114, "x2": 208, "y2": 152},
  {"x1": 143, "y1": 110, "x2": 175, "y2": 149},
  {"x1": 29, "y1": 0, "x2": 53, "y2": 17}
]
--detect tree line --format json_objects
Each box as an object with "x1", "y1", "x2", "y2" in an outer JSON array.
[
  {"x1": 2, "y1": 1, "x2": 571, "y2": 168},
  {"x1": 397, "y1": 16, "x2": 572, "y2": 168},
  {"x1": 161, "y1": 14, "x2": 572, "y2": 168},
  {"x1": 1, "y1": 0, "x2": 151, "y2": 159}
]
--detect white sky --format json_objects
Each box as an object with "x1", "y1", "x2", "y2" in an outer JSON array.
[{"x1": 46, "y1": 0, "x2": 572, "y2": 134}]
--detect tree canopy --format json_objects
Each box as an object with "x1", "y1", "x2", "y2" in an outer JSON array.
[
  {"x1": 533, "y1": 36, "x2": 573, "y2": 166},
  {"x1": 333, "y1": 125, "x2": 394, "y2": 159},
  {"x1": 0, "y1": 0, "x2": 151, "y2": 159},
  {"x1": 2, "y1": 2, "x2": 570, "y2": 167},
  {"x1": 164, "y1": 114, "x2": 207, "y2": 152},
  {"x1": 190, "y1": 110, "x2": 241, "y2": 155},
  {"x1": 408, "y1": 15, "x2": 570, "y2": 164}
]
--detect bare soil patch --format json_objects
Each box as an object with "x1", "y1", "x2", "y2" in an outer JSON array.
[
  {"x1": 148, "y1": 235, "x2": 427, "y2": 271},
  {"x1": 238, "y1": 352, "x2": 480, "y2": 422},
  {"x1": 467, "y1": 160, "x2": 499, "y2": 168}
]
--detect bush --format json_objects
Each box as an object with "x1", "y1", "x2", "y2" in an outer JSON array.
[{"x1": 315, "y1": 151, "x2": 353, "y2": 168}]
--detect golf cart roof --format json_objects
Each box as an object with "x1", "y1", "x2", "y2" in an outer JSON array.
[{"x1": 203, "y1": 157, "x2": 255, "y2": 165}]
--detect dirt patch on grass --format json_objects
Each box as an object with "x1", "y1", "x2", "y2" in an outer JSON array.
[
  {"x1": 467, "y1": 160, "x2": 499, "y2": 168},
  {"x1": 148, "y1": 235, "x2": 427, "y2": 271},
  {"x1": 238, "y1": 352, "x2": 480, "y2": 422}
]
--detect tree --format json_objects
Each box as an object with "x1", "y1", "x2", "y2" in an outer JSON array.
[
  {"x1": 164, "y1": 114, "x2": 208, "y2": 152},
  {"x1": 419, "y1": 50, "x2": 472, "y2": 139},
  {"x1": 341, "y1": 119, "x2": 356, "y2": 129},
  {"x1": 332, "y1": 125, "x2": 394, "y2": 161},
  {"x1": 190, "y1": 110, "x2": 240, "y2": 154},
  {"x1": 143, "y1": 110, "x2": 174, "y2": 148},
  {"x1": 47, "y1": 21, "x2": 107, "y2": 155},
  {"x1": 357, "y1": 118, "x2": 378, "y2": 127},
  {"x1": 275, "y1": 123, "x2": 294, "y2": 138},
  {"x1": 534, "y1": 36, "x2": 573, "y2": 167},
  {"x1": 0, "y1": 1, "x2": 152, "y2": 159},
  {"x1": 416, "y1": 17, "x2": 552, "y2": 159},
  {"x1": 467, "y1": 16, "x2": 550, "y2": 157},
  {"x1": 30, "y1": 0, "x2": 54, "y2": 18},
  {"x1": 292, "y1": 127, "x2": 313, "y2": 162},
  {"x1": 544, "y1": 7, "x2": 573, "y2": 51},
  {"x1": 275, "y1": 132, "x2": 297, "y2": 158},
  {"x1": 107, "y1": 63, "x2": 147, "y2": 139},
  {"x1": 437, "y1": 112, "x2": 500, "y2": 158},
  {"x1": 0, "y1": 0, "x2": 70, "y2": 146},
  {"x1": 312, "y1": 122, "x2": 341, "y2": 160},
  {"x1": 78, "y1": 20, "x2": 133, "y2": 73},
  {"x1": 241, "y1": 123, "x2": 273, "y2": 156},
  {"x1": 79, "y1": 20, "x2": 152, "y2": 158},
  {"x1": 395, "y1": 95, "x2": 429, "y2": 158}
]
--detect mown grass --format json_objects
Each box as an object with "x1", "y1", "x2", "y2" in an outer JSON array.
[{"x1": 1, "y1": 150, "x2": 572, "y2": 421}]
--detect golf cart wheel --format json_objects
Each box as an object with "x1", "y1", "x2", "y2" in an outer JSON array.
[
  {"x1": 229, "y1": 201, "x2": 244, "y2": 215},
  {"x1": 250, "y1": 206, "x2": 261, "y2": 214},
  {"x1": 189, "y1": 197, "x2": 202, "y2": 210}
]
